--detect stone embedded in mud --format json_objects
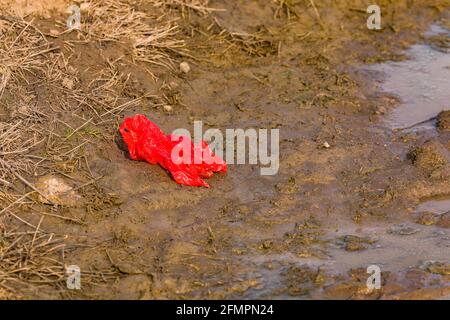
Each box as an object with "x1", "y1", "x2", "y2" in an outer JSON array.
[
  {"x1": 36, "y1": 175, "x2": 81, "y2": 207},
  {"x1": 163, "y1": 105, "x2": 173, "y2": 113},
  {"x1": 180, "y1": 62, "x2": 191, "y2": 74},
  {"x1": 345, "y1": 242, "x2": 366, "y2": 251},
  {"x1": 337, "y1": 235, "x2": 377, "y2": 251},
  {"x1": 416, "y1": 212, "x2": 439, "y2": 226},
  {"x1": 436, "y1": 110, "x2": 450, "y2": 132},
  {"x1": 388, "y1": 224, "x2": 419, "y2": 236}
]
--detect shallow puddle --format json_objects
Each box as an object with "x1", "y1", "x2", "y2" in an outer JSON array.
[
  {"x1": 243, "y1": 220, "x2": 449, "y2": 299},
  {"x1": 368, "y1": 24, "x2": 450, "y2": 131}
]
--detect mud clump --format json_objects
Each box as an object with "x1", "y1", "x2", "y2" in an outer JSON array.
[
  {"x1": 416, "y1": 211, "x2": 449, "y2": 228},
  {"x1": 275, "y1": 177, "x2": 299, "y2": 194},
  {"x1": 416, "y1": 212, "x2": 439, "y2": 226},
  {"x1": 437, "y1": 110, "x2": 450, "y2": 132},
  {"x1": 408, "y1": 140, "x2": 450, "y2": 176},
  {"x1": 337, "y1": 235, "x2": 378, "y2": 252},
  {"x1": 282, "y1": 265, "x2": 324, "y2": 297}
]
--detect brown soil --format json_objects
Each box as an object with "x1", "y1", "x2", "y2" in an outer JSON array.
[{"x1": 0, "y1": 0, "x2": 449, "y2": 300}]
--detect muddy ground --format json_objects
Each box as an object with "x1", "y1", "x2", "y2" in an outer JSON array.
[{"x1": 0, "y1": 0, "x2": 449, "y2": 299}]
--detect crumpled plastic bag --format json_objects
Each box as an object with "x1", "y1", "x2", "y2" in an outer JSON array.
[{"x1": 119, "y1": 114, "x2": 227, "y2": 187}]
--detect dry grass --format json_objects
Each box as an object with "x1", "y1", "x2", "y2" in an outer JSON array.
[
  {"x1": 152, "y1": 0, "x2": 223, "y2": 16},
  {"x1": 0, "y1": 15, "x2": 66, "y2": 295},
  {"x1": 0, "y1": 16, "x2": 52, "y2": 183},
  {"x1": 133, "y1": 21, "x2": 186, "y2": 71},
  {"x1": 0, "y1": 217, "x2": 66, "y2": 289},
  {"x1": 81, "y1": 1, "x2": 155, "y2": 41},
  {"x1": 0, "y1": 0, "x2": 194, "y2": 297},
  {"x1": 74, "y1": 1, "x2": 189, "y2": 72},
  {"x1": 0, "y1": 3, "x2": 155, "y2": 296},
  {"x1": 0, "y1": 16, "x2": 53, "y2": 98},
  {"x1": 0, "y1": 213, "x2": 122, "y2": 297}
]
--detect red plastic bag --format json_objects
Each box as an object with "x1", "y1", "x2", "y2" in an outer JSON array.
[{"x1": 119, "y1": 114, "x2": 227, "y2": 187}]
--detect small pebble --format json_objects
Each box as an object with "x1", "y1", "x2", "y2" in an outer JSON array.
[
  {"x1": 323, "y1": 142, "x2": 331, "y2": 149},
  {"x1": 180, "y1": 62, "x2": 191, "y2": 74},
  {"x1": 163, "y1": 105, "x2": 173, "y2": 113}
]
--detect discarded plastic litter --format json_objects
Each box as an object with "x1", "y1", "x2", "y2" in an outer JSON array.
[{"x1": 119, "y1": 114, "x2": 227, "y2": 187}]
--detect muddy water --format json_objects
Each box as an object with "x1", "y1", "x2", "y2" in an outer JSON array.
[
  {"x1": 240, "y1": 23, "x2": 450, "y2": 299},
  {"x1": 298, "y1": 23, "x2": 450, "y2": 299},
  {"x1": 243, "y1": 220, "x2": 449, "y2": 299},
  {"x1": 370, "y1": 21, "x2": 450, "y2": 231},
  {"x1": 368, "y1": 24, "x2": 450, "y2": 131}
]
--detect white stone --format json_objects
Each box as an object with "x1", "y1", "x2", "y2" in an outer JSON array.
[
  {"x1": 163, "y1": 105, "x2": 173, "y2": 113},
  {"x1": 180, "y1": 62, "x2": 191, "y2": 74},
  {"x1": 36, "y1": 175, "x2": 81, "y2": 207}
]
